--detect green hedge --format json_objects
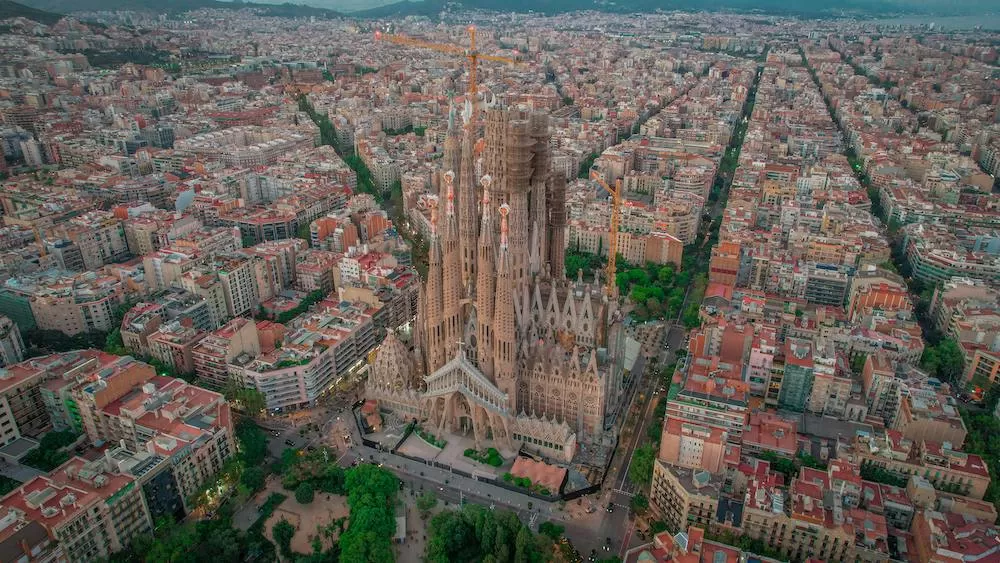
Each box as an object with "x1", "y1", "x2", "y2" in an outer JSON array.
[{"x1": 464, "y1": 447, "x2": 503, "y2": 467}]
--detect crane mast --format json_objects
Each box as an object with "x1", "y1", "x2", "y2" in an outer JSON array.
[
  {"x1": 591, "y1": 171, "x2": 622, "y2": 298},
  {"x1": 375, "y1": 26, "x2": 518, "y2": 127}
]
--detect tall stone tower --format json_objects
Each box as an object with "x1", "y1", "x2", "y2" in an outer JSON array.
[
  {"x1": 492, "y1": 203, "x2": 517, "y2": 408},
  {"x1": 547, "y1": 172, "x2": 567, "y2": 279},
  {"x1": 440, "y1": 173, "x2": 463, "y2": 363},
  {"x1": 481, "y1": 108, "x2": 544, "y2": 288},
  {"x1": 458, "y1": 126, "x2": 478, "y2": 291},
  {"x1": 423, "y1": 208, "x2": 445, "y2": 374},
  {"x1": 475, "y1": 182, "x2": 496, "y2": 381},
  {"x1": 442, "y1": 104, "x2": 460, "y2": 198}
]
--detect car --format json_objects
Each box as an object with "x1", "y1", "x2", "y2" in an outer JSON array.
[{"x1": 285, "y1": 439, "x2": 295, "y2": 446}]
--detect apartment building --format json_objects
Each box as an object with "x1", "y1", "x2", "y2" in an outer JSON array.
[
  {"x1": 69, "y1": 362, "x2": 234, "y2": 512},
  {"x1": 192, "y1": 317, "x2": 261, "y2": 390},
  {"x1": 143, "y1": 249, "x2": 200, "y2": 292},
  {"x1": 855, "y1": 431, "x2": 990, "y2": 500},
  {"x1": 912, "y1": 510, "x2": 1000, "y2": 563},
  {"x1": 664, "y1": 372, "x2": 749, "y2": 446},
  {"x1": 147, "y1": 321, "x2": 207, "y2": 375},
  {"x1": 47, "y1": 211, "x2": 130, "y2": 271},
  {"x1": 657, "y1": 417, "x2": 729, "y2": 474},
  {"x1": 847, "y1": 266, "x2": 911, "y2": 322},
  {"x1": 0, "y1": 271, "x2": 127, "y2": 337},
  {"x1": 742, "y1": 412, "x2": 798, "y2": 458},
  {"x1": 230, "y1": 300, "x2": 377, "y2": 411},
  {"x1": 0, "y1": 315, "x2": 25, "y2": 368},
  {"x1": 892, "y1": 387, "x2": 967, "y2": 449},
  {"x1": 929, "y1": 278, "x2": 1000, "y2": 336},
  {"x1": 179, "y1": 271, "x2": 229, "y2": 329},
  {"x1": 902, "y1": 223, "x2": 1000, "y2": 286},
  {"x1": 862, "y1": 354, "x2": 902, "y2": 426},
  {"x1": 0, "y1": 357, "x2": 52, "y2": 446},
  {"x1": 650, "y1": 461, "x2": 723, "y2": 533},
  {"x1": 174, "y1": 126, "x2": 312, "y2": 167},
  {"x1": 119, "y1": 302, "x2": 163, "y2": 358},
  {"x1": 778, "y1": 338, "x2": 815, "y2": 412},
  {"x1": 215, "y1": 255, "x2": 261, "y2": 318},
  {"x1": 295, "y1": 249, "x2": 340, "y2": 294},
  {"x1": 0, "y1": 456, "x2": 152, "y2": 562},
  {"x1": 0, "y1": 510, "x2": 62, "y2": 562}
]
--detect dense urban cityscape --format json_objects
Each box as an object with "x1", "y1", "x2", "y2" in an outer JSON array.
[{"x1": 0, "y1": 1, "x2": 998, "y2": 562}]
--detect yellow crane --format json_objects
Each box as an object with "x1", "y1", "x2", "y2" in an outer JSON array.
[
  {"x1": 375, "y1": 26, "x2": 518, "y2": 126},
  {"x1": 591, "y1": 171, "x2": 622, "y2": 298}
]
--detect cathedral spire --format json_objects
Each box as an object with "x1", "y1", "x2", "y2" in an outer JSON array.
[
  {"x1": 458, "y1": 121, "x2": 479, "y2": 291},
  {"x1": 476, "y1": 176, "x2": 496, "y2": 381},
  {"x1": 493, "y1": 203, "x2": 517, "y2": 410},
  {"x1": 424, "y1": 201, "x2": 445, "y2": 373},
  {"x1": 441, "y1": 171, "x2": 463, "y2": 363}
]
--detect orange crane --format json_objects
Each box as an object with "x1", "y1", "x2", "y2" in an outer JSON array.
[
  {"x1": 33, "y1": 226, "x2": 46, "y2": 257},
  {"x1": 375, "y1": 26, "x2": 518, "y2": 126},
  {"x1": 591, "y1": 171, "x2": 622, "y2": 298}
]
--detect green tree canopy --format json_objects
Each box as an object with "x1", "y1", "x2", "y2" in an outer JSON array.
[
  {"x1": 416, "y1": 491, "x2": 438, "y2": 516},
  {"x1": 273, "y1": 517, "x2": 296, "y2": 559},
  {"x1": 295, "y1": 482, "x2": 315, "y2": 504},
  {"x1": 628, "y1": 445, "x2": 656, "y2": 488}
]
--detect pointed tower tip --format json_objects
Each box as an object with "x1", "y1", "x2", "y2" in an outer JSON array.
[
  {"x1": 444, "y1": 171, "x2": 456, "y2": 217},
  {"x1": 498, "y1": 203, "x2": 511, "y2": 251}
]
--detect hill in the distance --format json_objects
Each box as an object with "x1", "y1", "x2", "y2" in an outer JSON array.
[
  {"x1": 354, "y1": 0, "x2": 960, "y2": 18},
  {"x1": 0, "y1": 0, "x2": 63, "y2": 24},
  {"x1": 19, "y1": 0, "x2": 341, "y2": 18}
]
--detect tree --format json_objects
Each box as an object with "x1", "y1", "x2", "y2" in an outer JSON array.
[
  {"x1": 22, "y1": 430, "x2": 77, "y2": 471},
  {"x1": 850, "y1": 354, "x2": 868, "y2": 377},
  {"x1": 921, "y1": 346, "x2": 941, "y2": 376},
  {"x1": 104, "y1": 328, "x2": 128, "y2": 356},
  {"x1": 241, "y1": 466, "x2": 266, "y2": 493},
  {"x1": 936, "y1": 339, "x2": 965, "y2": 383},
  {"x1": 646, "y1": 420, "x2": 663, "y2": 442},
  {"x1": 297, "y1": 222, "x2": 312, "y2": 244},
  {"x1": 921, "y1": 338, "x2": 965, "y2": 384},
  {"x1": 339, "y1": 465, "x2": 398, "y2": 563},
  {"x1": 628, "y1": 445, "x2": 656, "y2": 488},
  {"x1": 235, "y1": 419, "x2": 269, "y2": 467},
  {"x1": 427, "y1": 504, "x2": 551, "y2": 562},
  {"x1": 631, "y1": 492, "x2": 650, "y2": 514},
  {"x1": 416, "y1": 491, "x2": 438, "y2": 518},
  {"x1": 226, "y1": 381, "x2": 267, "y2": 415},
  {"x1": 515, "y1": 526, "x2": 533, "y2": 563},
  {"x1": 538, "y1": 521, "x2": 564, "y2": 540},
  {"x1": 296, "y1": 482, "x2": 315, "y2": 504},
  {"x1": 273, "y1": 518, "x2": 296, "y2": 559}
]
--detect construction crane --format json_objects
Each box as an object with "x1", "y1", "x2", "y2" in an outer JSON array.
[
  {"x1": 33, "y1": 226, "x2": 46, "y2": 257},
  {"x1": 591, "y1": 171, "x2": 622, "y2": 298},
  {"x1": 375, "y1": 26, "x2": 518, "y2": 125}
]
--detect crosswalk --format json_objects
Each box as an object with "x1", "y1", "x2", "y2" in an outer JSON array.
[{"x1": 613, "y1": 487, "x2": 636, "y2": 498}]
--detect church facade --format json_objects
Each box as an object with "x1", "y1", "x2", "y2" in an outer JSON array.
[{"x1": 366, "y1": 106, "x2": 626, "y2": 463}]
